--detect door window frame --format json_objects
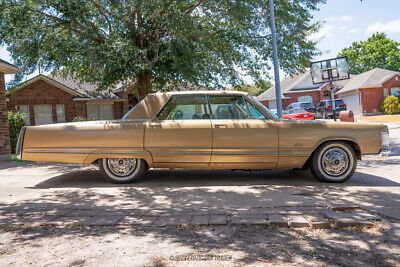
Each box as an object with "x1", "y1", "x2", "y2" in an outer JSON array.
[
  {"x1": 153, "y1": 94, "x2": 276, "y2": 122},
  {"x1": 156, "y1": 94, "x2": 211, "y2": 121}
]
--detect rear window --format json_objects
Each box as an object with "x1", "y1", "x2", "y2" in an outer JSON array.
[
  {"x1": 326, "y1": 100, "x2": 344, "y2": 105},
  {"x1": 300, "y1": 103, "x2": 313, "y2": 108}
]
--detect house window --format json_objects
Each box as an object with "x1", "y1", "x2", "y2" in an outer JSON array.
[
  {"x1": 298, "y1": 95, "x2": 313, "y2": 103},
  {"x1": 86, "y1": 103, "x2": 115, "y2": 120},
  {"x1": 34, "y1": 104, "x2": 53, "y2": 125},
  {"x1": 391, "y1": 88, "x2": 400, "y2": 97},
  {"x1": 56, "y1": 104, "x2": 66, "y2": 123},
  {"x1": 384, "y1": 88, "x2": 389, "y2": 98},
  {"x1": 19, "y1": 105, "x2": 30, "y2": 126},
  {"x1": 268, "y1": 100, "x2": 277, "y2": 109}
]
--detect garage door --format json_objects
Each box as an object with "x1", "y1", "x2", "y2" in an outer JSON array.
[
  {"x1": 342, "y1": 92, "x2": 360, "y2": 115},
  {"x1": 34, "y1": 104, "x2": 53, "y2": 125},
  {"x1": 87, "y1": 104, "x2": 114, "y2": 120}
]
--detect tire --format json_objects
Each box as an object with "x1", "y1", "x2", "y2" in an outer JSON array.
[
  {"x1": 99, "y1": 158, "x2": 146, "y2": 183},
  {"x1": 310, "y1": 142, "x2": 357, "y2": 183}
]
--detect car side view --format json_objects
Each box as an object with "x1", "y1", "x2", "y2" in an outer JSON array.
[{"x1": 16, "y1": 91, "x2": 389, "y2": 184}]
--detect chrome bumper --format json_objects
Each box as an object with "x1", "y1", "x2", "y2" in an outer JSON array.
[{"x1": 362, "y1": 149, "x2": 390, "y2": 161}]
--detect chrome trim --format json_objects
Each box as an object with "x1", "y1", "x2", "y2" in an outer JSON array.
[
  {"x1": 15, "y1": 126, "x2": 26, "y2": 160},
  {"x1": 362, "y1": 149, "x2": 390, "y2": 161}
]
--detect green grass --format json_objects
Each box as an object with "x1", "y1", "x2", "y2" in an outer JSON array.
[{"x1": 11, "y1": 154, "x2": 31, "y2": 162}]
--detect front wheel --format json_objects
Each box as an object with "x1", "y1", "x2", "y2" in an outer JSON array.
[
  {"x1": 99, "y1": 158, "x2": 146, "y2": 183},
  {"x1": 310, "y1": 142, "x2": 357, "y2": 183}
]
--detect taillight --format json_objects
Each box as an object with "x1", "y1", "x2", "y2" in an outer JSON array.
[
  {"x1": 326, "y1": 106, "x2": 332, "y2": 109},
  {"x1": 342, "y1": 104, "x2": 346, "y2": 108},
  {"x1": 313, "y1": 106, "x2": 316, "y2": 109}
]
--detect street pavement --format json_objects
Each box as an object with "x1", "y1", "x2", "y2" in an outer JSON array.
[{"x1": 0, "y1": 122, "x2": 400, "y2": 225}]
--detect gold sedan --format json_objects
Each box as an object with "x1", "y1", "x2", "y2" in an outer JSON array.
[{"x1": 16, "y1": 91, "x2": 390, "y2": 183}]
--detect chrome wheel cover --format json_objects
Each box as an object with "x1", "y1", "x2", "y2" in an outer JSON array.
[
  {"x1": 106, "y1": 158, "x2": 137, "y2": 177},
  {"x1": 321, "y1": 147, "x2": 349, "y2": 176}
]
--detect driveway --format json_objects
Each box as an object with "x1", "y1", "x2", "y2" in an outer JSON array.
[
  {"x1": 1, "y1": 123, "x2": 400, "y2": 266},
  {"x1": 1, "y1": 123, "x2": 400, "y2": 219}
]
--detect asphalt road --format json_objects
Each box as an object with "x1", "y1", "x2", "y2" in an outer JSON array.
[{"x1": 1, "y1": 123, "x2": 400, "y2": 219}]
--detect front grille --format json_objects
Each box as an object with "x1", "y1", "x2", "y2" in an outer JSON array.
[{"x1": 15, "y1": 126, "x2": 26, "y2": 160}]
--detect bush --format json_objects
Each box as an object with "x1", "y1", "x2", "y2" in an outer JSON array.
[
  {"x1": 8, "y1": 111, "x2": 25, "y2": 153},
  {"x1": 381, "y1": 95, "x2": 400, "y2": 114},
  {"x1": 72, "y1": 117, "x2": 87, "y2": 122}
]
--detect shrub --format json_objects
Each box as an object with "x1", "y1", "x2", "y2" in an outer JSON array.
[
  {"x1": 381, "y1": 95, "x2": 400, "y2": 114},
  {"x1": 72, "y1": 117, "x2": 87, "y2": 122},
  {"x1": 8, "y1": 111, "x2": 25, "y2": 153}
]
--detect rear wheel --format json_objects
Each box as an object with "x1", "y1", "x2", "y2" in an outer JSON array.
[
  {"x1": 99, "y1": 158, "x2": 146, "y2": 183},
  {"x1": 310, "y1": 142, "x2": 357, "y2": 183}
]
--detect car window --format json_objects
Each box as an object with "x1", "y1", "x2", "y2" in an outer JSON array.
[
  {"x1": 300, "y1": 103, "x2": 312, "y2": 108},
  {"x1": 245, "y1": 100, "x2": 267, "y2": 119},
  {"x1": 157, "y1": 94, "x2": 210, "y2": 120},
  {"x1": 290, "y1": 108, "x2": 307, "y2": 114},
  {"x1": 208, "y1": 95, "x2": 249, "y2": 119}
]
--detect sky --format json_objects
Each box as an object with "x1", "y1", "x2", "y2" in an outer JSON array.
[{"x1": 1, "y1": 0, "x2": 400, "y2": 84}]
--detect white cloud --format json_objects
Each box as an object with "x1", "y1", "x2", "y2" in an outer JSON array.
[
  {"x1": 347, "y1": 29, "x2": 359, "y2": 34},
  {"x1": 339, "y1": 26, "x2": 347, "y2": 31},
  {"x1": 309, "y1": 25, "x2": 335, "y2": 41},
  {"x1": 366, "y1": 19, "x2": 400, "y2": 34},
  {"x1": 326, "y1": 16, "x2": 354, "y2": 22}
]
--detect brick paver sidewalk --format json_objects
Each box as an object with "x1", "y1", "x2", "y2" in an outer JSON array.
[{"x1": 0, "y1": 204, "x2": 382, "y2": 228}]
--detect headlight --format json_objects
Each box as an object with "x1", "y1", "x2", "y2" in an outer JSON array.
[{"x1": 381, "y1": 132, "x2": 390, "y2": 148}]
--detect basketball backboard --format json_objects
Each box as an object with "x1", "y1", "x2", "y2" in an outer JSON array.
[{"x1": 310, "y1": 57, "x2": 350, "y2": 85}]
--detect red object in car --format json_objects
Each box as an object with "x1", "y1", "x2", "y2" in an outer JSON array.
[
  {"x1": 283, "y1": 112, "x2": 315, "y2": 120},
  {"x1": 326, "y1": 106, "x2": 332, "y2": 109}
]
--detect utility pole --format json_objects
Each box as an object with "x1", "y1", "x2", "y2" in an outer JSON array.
[{"x1": 269, "y1": 0, "x2": 282, "y2": 118}]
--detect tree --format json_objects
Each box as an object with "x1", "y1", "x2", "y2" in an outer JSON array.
[
  {"x1": 338, "y1": 33, "x2": 400, "y2": 75},
  {"x1": 233, "y1": 80, "x2": 272, "y2": 96},
  {"x1": 0, "y1": 0, "x2": 323, "y2": 99}
]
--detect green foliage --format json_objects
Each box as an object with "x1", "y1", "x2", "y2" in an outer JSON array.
[
  {"x1": 338, "y1": 33, "x2": 400, "y2": 75},
  {"x1": 7, "y1": 111, "x2": 25, "y2": 153},
  {"x1": 381, "y1": 95, "x2": 400, "y2": 115},
  {"x1": 0, "y1": 0, "x2": 324, "y2": 97},
  {"x1": 72, "y1": 117, "x2": 87, "y2": 122},
  {"x1": 233, "y1": 80, "x2": 272, "y2": 96}
]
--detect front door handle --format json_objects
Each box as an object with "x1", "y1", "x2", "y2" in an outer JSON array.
[{"x1": 215, "y1": 124, "x2": 227, "y2": 128}]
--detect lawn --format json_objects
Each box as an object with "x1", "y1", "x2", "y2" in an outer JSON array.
[
  {"x1": 356, "y1": 114, "x2": 400, "y2": 123},
  {"x1": 11, "y1": 154, "x2": 30, "y2": 162}
]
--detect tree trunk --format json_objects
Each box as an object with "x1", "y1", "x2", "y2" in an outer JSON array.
[{"x1": 136, "y1": 73, "x2": 152, "y2": 100}]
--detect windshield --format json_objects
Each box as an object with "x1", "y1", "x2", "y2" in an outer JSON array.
[
  {"x1": 300, "y1": 103, "x2": 313, "y2": 108},
  {"x1": 248, "y1": 95, "x2": 280, "y2": 120}
]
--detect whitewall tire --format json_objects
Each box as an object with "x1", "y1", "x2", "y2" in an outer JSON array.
[
  {"x1": 310, "y1": 142, "x2": 357, "y2": 183},
  {"x1": 99, "y1": 158, "x2": 146, "y2": 183}
]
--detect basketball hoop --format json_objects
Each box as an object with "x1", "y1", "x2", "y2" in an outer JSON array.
[
  {"x1": 310, "y1": 56, "x2": 350, "y2": 85},
  {"x1": 310, "y1": 57, "x2": 350, "y2": 121}
]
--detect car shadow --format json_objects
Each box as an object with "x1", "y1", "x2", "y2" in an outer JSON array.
[{"x1": 30, "y1": 168, "x2": 400, "y2": 189}]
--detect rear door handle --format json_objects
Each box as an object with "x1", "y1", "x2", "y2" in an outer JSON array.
[{"x1": 215, "y1": 124, "x2": 227, "y2": 128}]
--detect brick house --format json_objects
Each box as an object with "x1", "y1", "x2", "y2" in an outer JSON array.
[
  {"x1": 257, "y1": 71, "x2": 350, "y2": 110},
  {"x1": 6, "y1": 73, "x2": 131, "y2": 125},
  {"x1": 258, "y1": 68, "x2": 400, "y2": 115},
  {"x1": 337, "y1": 68, "x2": 400, "y2": 115},
  {"x1": 0, "y1": 59, "x2": 22, "y2": 161},
  {"x1": 7, "y1": 73, "x2": 205, "y2": 125}
]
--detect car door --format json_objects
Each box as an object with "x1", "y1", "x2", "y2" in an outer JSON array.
[
  {"x1": 145, "y1": 94, "x2": 212, "y2": 168},
  {"x1": 209, "y1": 95, "x2": 278, "y2": 169}
]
